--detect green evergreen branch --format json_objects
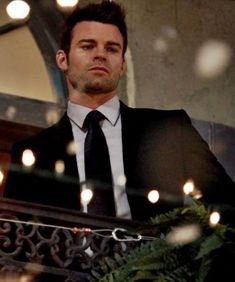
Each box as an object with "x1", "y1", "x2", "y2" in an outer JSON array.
[{"x1": 91, "y1": 200, "x2": 235, "y2": 281}]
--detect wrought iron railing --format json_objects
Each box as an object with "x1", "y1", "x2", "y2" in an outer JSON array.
[{"x1": 0, "y1": 198, "x2": 141, "y2": 281}]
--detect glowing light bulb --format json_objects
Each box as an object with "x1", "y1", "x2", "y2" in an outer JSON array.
[
  {"x1": 22, "y1": 149, "x2": 35, "y2": 167},
  {"x1": 56, "y1": 0, "x2": 79, "y2": 8},
  {"x1": 117, "y1": 174, "x2": 126, "y2": 186},
  {"x1": 148, "y1": 189, "x2": 160, "y2": 203},
  {"x1": 19, "y1": 274, "x2": 33, "y2": 282},
  {"x1": 66, "y1": 141, "x2": 77, "y2": 155},
  {"x1": 55, "y1": 160, "x2": 65, "y2": 174},
  {"x1": 0, "y1": 170, "x2": 4, "y2": 185},
  {"x1": 81, "y1": 189, "x2": 93, "y2": 204},
  {"x1": 183, "y1": 180, "x2": 194, "y2": 195},
  {"x1": 209, "y1": 211, "x2": 220, "y2": 225},
  {"x1": 6, "y1": 0, "x2": 30, "y2": 20}
]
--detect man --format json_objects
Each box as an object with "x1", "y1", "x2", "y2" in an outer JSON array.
[{"x1": 4, "y1": 1, "x2": 235, "y2": 222}]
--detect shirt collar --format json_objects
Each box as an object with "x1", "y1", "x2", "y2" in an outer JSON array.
[{"x1": 67, "y1": 96, "x2": 120, "y2": 128}]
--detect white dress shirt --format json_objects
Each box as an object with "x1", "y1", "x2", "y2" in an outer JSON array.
[{"x1": 67, "y1": 96, "x2": 131, "y2": 219}]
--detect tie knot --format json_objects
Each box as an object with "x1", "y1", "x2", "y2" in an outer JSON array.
[{"x1": 84, "y1": 110, "x2": 105, "y2": 128}]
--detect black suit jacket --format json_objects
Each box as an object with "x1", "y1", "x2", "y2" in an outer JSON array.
[{"x1": 4, "y1": 102, "x2": 235, "y2": 221}]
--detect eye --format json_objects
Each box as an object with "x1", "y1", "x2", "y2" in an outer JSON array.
[
  {"x1": 107, "y1": 46, "x2": 119, "y2": 53},
  {"x1": 81, "y1": 45, "x2": 94, "y2": 50}
]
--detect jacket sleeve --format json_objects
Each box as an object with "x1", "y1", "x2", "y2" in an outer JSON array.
[{"x1": 179, "y1": 111, "x2": 235, "y2": 222}]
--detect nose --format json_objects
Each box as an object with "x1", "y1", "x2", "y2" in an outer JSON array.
[{"x1": 93, "y1": 47, "x2": 107, "y2": 62}]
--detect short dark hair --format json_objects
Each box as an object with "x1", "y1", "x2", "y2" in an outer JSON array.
[{"x1": 60, "y1": 0, "x2": 127, "y2": 57}]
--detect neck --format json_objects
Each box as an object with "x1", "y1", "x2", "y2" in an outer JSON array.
[{"x1": 69, "y1": 91, "x2": 116, "y2": 109}]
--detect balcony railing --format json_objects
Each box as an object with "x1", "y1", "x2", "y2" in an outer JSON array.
[{"x1": 0, "y1": 197, "x2": 141, "y2": 281}]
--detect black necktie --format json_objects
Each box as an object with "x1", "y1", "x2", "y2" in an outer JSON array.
[{"x1": 84, "y1": 110, "x2": 115, "y2": 216}]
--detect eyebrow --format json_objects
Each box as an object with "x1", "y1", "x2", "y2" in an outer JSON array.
[
  {"x1": 77, "y1": 39, "x2": 122, "y2": 49},
  {"x1": 107, "y1": 41, "x2": 122, "y2": 49}
]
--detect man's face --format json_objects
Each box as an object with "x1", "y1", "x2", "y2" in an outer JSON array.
[{"x1": 57, "y1": 21, "x2": 126, "y2": 96}]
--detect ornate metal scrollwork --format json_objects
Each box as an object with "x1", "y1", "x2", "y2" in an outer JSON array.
[{"x1": 0, "y1": 208, "x2": 138, "y2": 281}]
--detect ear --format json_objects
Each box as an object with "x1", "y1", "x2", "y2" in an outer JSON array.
[
  {"x1": 120, "y1": 59, "x2": 126, "y2": 76},
  {"x1": 56, "y1": 50, "x2": 68, "y2": 71}
]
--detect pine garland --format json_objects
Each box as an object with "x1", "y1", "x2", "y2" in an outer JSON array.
[{"x1": 91, "y1": 200, "x2": 235, "y2": 281}]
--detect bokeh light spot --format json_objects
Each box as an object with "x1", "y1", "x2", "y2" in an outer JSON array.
[
  {"x1": 117, "y1": 174, "x2": 126, "y2": 186},
  {"x1": 6, "y1": 0, "x2": 30, "y2": 19},
  {"x1": 0, "y1": 170, "x2": 4, "y2": 185},
  {"x1": 56, "y1": 0, "x2": 79, "y2": 7},
  {"x1": 66, "y1": 141, "x2": 77, "y2": 155},
  {"x1": 5, "y1": 106, "x2": 17, "y2": 120},
  {"x1": 45, "y1": 109, "x2": 60, "y2": 125},
  {"x1": 148, "y1": 189, "x2": 160, "y2": 204},
  {"x1": 194, "y1": 40, "x2": 232, "y2": 79},
  {"x1": 209, "y1": 211, "x2": 220, "y2": 225},
  {"x1": 22, "y1": 149, "x2": 35, "y2": 167},
  {"x1": 183, "y1": 180, "x2": 195, "y2": 195},
  {"x1": 167, "y1": 224, "x2": 201, "y2": 245},
  {"x1": 55, "y1": 160, "x2": 65, "y2": 174},
  {"x1": 153, "y1": 37, "x2": 168, "y2": 53},
  {"x1": 81, "y1": 188, "x2": 93, "y2": 205}
]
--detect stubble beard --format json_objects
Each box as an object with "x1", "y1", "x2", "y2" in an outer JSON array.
[{"x1": 76, "y1": 74, "x2": 120, "y2": 95}]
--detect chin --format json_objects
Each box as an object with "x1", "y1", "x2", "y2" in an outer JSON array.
[{"x1": 85, "y1": 82, "x2": 115, "y2": 95}]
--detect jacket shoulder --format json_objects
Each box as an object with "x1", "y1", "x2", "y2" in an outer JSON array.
[
  {"x1": 121, "y1": 102, "x2": 191, "y2": 123},
  {"x1": 11, "y1": 114, "x2": 71, "y2": 153}
]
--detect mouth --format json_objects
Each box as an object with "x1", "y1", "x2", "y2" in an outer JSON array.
[{"x1": 88, "y1": 66, "x2": 109, "y2": 73}]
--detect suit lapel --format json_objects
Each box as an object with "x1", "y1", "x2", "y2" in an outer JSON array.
[
  {"x1": 120, "y1": 102, "x2": 141, "y2": 189},
  {"x1": 54, "y1": 113, "x2": 79, "y2": 180}
]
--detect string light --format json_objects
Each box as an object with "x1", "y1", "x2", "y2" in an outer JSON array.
[
  {"x1": 56, "y1": 0, "x2": 79, "y2": 7},
  {"x1": 148, "y1": 189, "x2": 160, "y2": 204},
  {"x1": 17, "y1": 274, "x2": 33, "y2": 282},
  {"x1": 56, "y1": 0, "x2": 79, "y2": 11},
  {"x1": 80, "y1": 184, "x2": 93, "y2": 213},
  {"x1": 22, "y1": 149, "x2": 35, "y2": 167},
  {"x1": 55, "y1": 160, "x2": 65, "y2": 174},
  {"x1": 183, "y1": 180, "x2": 194, "y2": 195},
  {"x1": 81, "y1": 188, "x2": 93, "y2": 205},
  {"x1": 0, "y1": 170, "x2": 4, "y2": 185},
  {"x1": 183, "y1": 180, "x2": 203, "y2": 200},
  {"x1": 66, "y1": 140, "x2": 77, "y2": 155},
  {"x1": 209, "y1": 211, "x2": 220, "y2": 226},
  {"x1": 117, "y1": 174, "x2": 126, "y2": 186},
  {"x1": 0, "y1": 217, "x2": 156, "y2": 242},
  {"x1": 6, "y1": 0, "x2": 30, "y2": 20}
]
